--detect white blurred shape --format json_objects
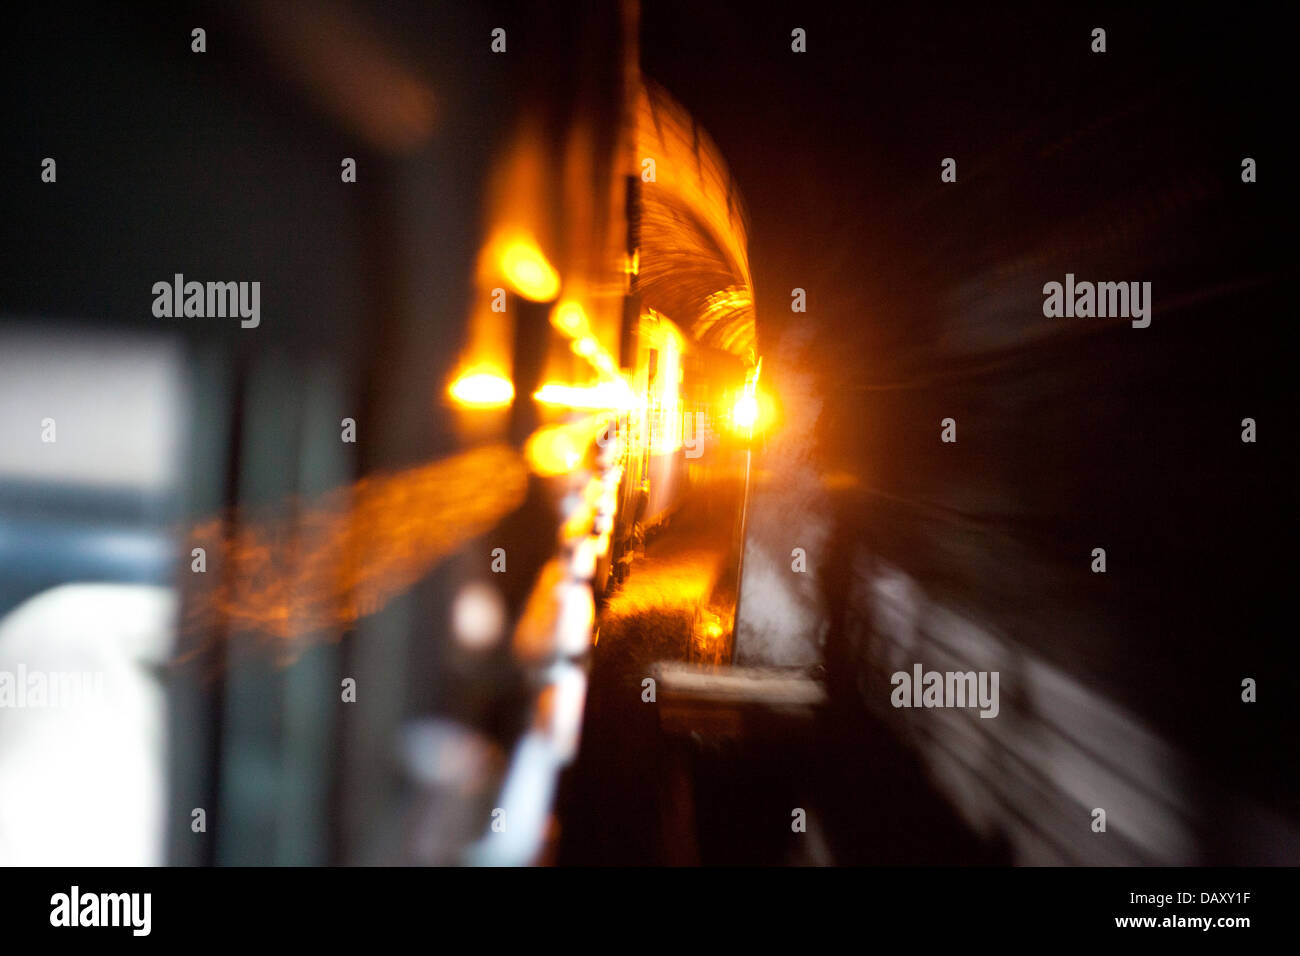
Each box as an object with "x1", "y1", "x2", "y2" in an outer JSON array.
[
  {"x1": 0, "y1": 584, "x2": 176, "y2": 866},
  {"x1": 0, "y1": 329, "x2": 183, "y2": 490},
  {"x1": 451, "y1": 581, "x2": 506, "y2": 650}
]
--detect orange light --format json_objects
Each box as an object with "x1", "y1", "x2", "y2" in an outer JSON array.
[
  {"x1": 534, "y1": 382, "x2": 634, "y2": 410},
  {"x1": 730, "y1": 357, "x2": 764, "y2": 433},
  {"x1": 525, "y1": 423, "x2": 588, "y2": 477},
  {"x1": 551, "y1": 301, "x2": 586, "y2": 335},
  {"x1": 732, "y1": 393, "x2": 759, "y2": 429},
  {"x1": 692, "y1": 608, "x2": 728, "y2": 664},
  {"x1": 449, "y1": 371, "x2": 514, "y2": 408},
  {"x1": 500, "y1": 241, "x2": 560, "y2": 302}
]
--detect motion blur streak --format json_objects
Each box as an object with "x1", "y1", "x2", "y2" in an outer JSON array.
[
  {"x1": 533, "y1": 383, "x2": 633, "y2": 410},
  {"x1": 862, "y1": 561, "x2": 1200, "y2": 864},
  {"x1": 182, "y1": 445, "x2": 527, "y2": 650}
]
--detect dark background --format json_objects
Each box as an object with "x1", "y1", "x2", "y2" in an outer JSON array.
[{"x1": 639, "y1": 0, "x2": 1297, "y2": 850}]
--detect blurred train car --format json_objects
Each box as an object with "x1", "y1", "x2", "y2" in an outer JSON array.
[
  {"x1": 444, "y1": 10, "x2": 764, "y2": 863},
  {"x1": 0, "y1": 1, "x2": 758, "y2": 865}
]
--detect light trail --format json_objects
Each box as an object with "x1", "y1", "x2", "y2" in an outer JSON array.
[{"x1": 181, "y1": 444, "x2": 528, "y2": 655}]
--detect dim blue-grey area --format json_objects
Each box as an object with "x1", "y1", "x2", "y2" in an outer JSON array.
[{"x1": 0, "y1": 0, "x2": 519, "y2": 866}]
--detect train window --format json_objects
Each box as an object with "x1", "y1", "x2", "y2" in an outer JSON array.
[{"x1": 0, "y1": 326, "x2": 185, "y2": 865}]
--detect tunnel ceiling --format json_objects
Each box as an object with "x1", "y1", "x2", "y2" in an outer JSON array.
[{"x1": 636, "y1": 81, "x2": 757, "y2": 361}]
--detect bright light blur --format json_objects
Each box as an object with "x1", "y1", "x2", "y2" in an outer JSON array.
[
  {"x1": 525, "y1": 422, "x2": 588, "y2": 477},
  {"x1": 692, "y1": 607, "x2": 728, "y2": 664},
  {"x1": 549, "y1": 301, "x2": 627, "y2": 391},
  {"x1": 646, "y1": 316, "x2": 684, "y2": 454},
  {"x1": 500, "y1": 240, "x2": 560, "y2": 302},
  {"x1": 551, "y1": 301, "x2": 586, "y2": 335},
  {"x1": 534, "y1": 381, "x2": 634, "y2": 410},
  {"x1": 449, "y1": 371, "x2": 515, "y2": 408},
  {"x1": 730, "y1": 356, "x2": 766, "y2": 433},
  {"x1": 0, "y1": 584, "x2": 174, "y2": 865},
  {"x1": 451, "y1": 581, "x2": 506, "y2": 650},
  {"x1": 732, "y1": 393, "x2": 759, "y2": 429}
]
